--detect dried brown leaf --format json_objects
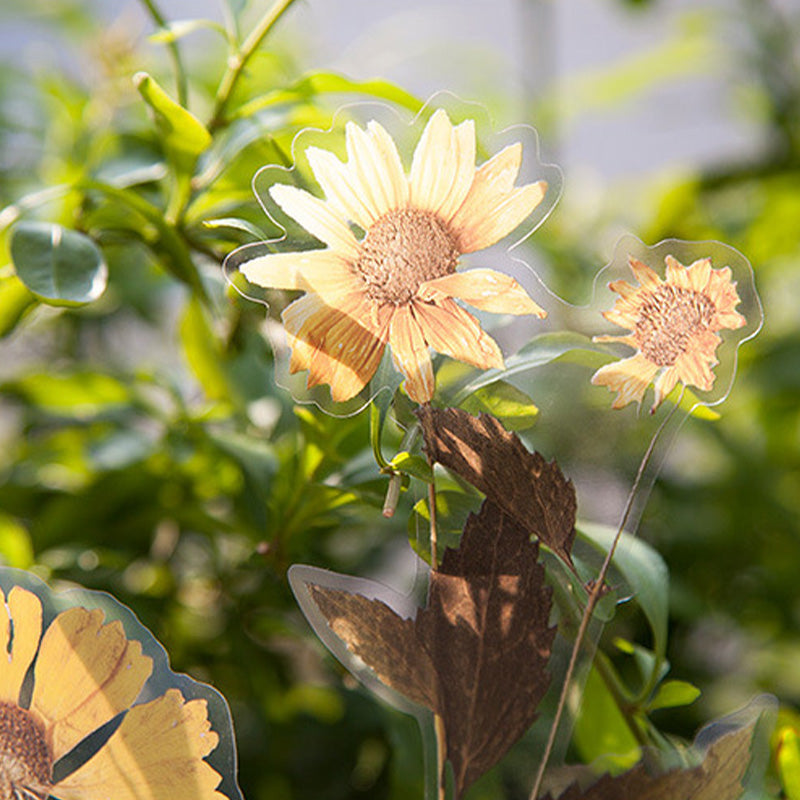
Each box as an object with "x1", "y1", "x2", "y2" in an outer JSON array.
[
  {"x1": 308, "y1": 500, "x2": 555, "y2": 799},
  {"x1": 416, "y1": 406, "x2": 577, "y2": 569},
  {"x1": 543, "y1": 718, "x2": 757, "y2": 800}
]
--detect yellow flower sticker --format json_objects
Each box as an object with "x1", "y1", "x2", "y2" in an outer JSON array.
[
  {"x1": 591, "y1": 254, "x2": 747, "y2": 412},
  {"x1": 237, "y1": 107, "x2": 552, "y2": 405},
  {"x1": 0, "y1": 579, "x2": 237, "y2": 800}
]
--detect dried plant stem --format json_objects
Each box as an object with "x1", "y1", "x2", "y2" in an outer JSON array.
[
  {"x1": 209, "y1": 0, "x2": 298, "y2": 131},
  {"x1": 528, "y1": 400, "x2": 680, "y2": 800},
  {"x1": 434, "y1": 712, "x2": 447, "y2": 800},
  {"x1": 428, "y1": 478, "x2": 439, "y2": 568}
]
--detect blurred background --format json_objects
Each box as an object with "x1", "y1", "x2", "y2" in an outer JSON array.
[{"x1": 1, "y1": 0, "x2": 799, "y2": 798}]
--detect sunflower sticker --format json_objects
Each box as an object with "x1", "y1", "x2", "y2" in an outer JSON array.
[
  {"x1": 228, "y1": 99, "x2": 561, "y2": 410},
  {"x1": 0, "y1": 569, "x2": 241, "y2": 800}
]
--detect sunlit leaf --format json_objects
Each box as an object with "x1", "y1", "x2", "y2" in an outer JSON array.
[
  {"x1": 647, "y1": 679, "x2": 701, "y2": 712},
  {"x1": 0, "y1": 514, "x2": 33, "y2": 569},
  {"x1": 148, "y1": 18, "x2": 229, "y2": 44},
  {"x1": 202, "y1": 217, "x2": 268, "y2": 241},
  {"x1": 0, "y1": 273, "x2": 36, "y2": 335},
  {"x1": 2, "y1": 372, "x2": 131, "y2": 417},
  {"x1": 778, "y1": 727, "x2": 800, "y2": 800},
  {"x1": 460, "y1": 380, "x2": 538, "y2": 430},
  {"x1": 10, "y1": 221, "x2": 107, "y2": 307}
]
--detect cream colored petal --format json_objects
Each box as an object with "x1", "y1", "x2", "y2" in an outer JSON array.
[
  {"x1": 307, "y1": 304, "x2": 391, "y2": 402},
  {"x1": 435, "y1": 119, "x2": 477, "y2": 222},
  {"x1": 602, "y1": 306, "x2": 639, "y2": 330},
  {"x1": 665, "y1": 255, "x2": 690, "y2": 288},
  {"x1": 674, "y1": 347, "x2": 716, "y2": 392},
  {"x1": 607, "y1": 278, "x2": 640, "y2": 299},
  {"x1": 686, "y1": 257, "x2": 712, "y2": 292},
  {"x1": 418, "y1": 268, "x2": 546, "y2": 317},
  {"x1": 307, "y1": 146, "x2": 377, "y2": 229},
  {"x1": 344, "y1": 122, "x2": 398, "y2": 221},
  {"x1": 270, "y1": 184, "x2": 360, "y2": 259},
  {"x1": 628, "y1": 257, "x2": 662, "y2": 290},
  {"x1": 593, "y1": 333, "x2": 637, "y2": 348},
  {"x1": 389, "y1": 304, "x2": 434, "y2": 403},
  {"x1": 30, "y1": 607, "x2": 153, "y2": 761},
  {"x1": 413, "y1": 298, "x2": 503, "y2": 370},
  {"x1": 0, "y1": 587, "x2": 42, "y2": 704},
  {"x1": 240, "y1": 249, "x2": 359, "y2": 302},
  {"x1": 408, "y1": 109, "x2": 459, "y2": 214},
  {"x1": 283, "y1": 292, "x2": 352, "y2": 374},
  {"x1": 53, "y1": 690, "x2": 225, "y2": 800},
  {"x1": 652, "y1": 366, "x2": 681, "y2": 411},
  {"x1": 453, "y1": 143, "x2": 523, "y2": 224},
  {"x1": 366, "y1": 120, "x2": 410, "y2": 210},
  {"x1": 591, "y1": 354, "x2": 659, "y2": 409},
  {"x1": 453, "y1": 181, "x2": 547, "y2": 254}
]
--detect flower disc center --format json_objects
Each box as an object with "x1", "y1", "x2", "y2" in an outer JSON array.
[
  {"x1": 634, "y1": 284, "x2": 716, "y2": 367},
  {"x1": 0, "y1": 702, "x2": 52, "y2": 800},
  {"x1": 355, "y1": 208, "x2": 459, "y2": 305}
]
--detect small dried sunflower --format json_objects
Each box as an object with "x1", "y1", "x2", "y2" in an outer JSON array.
[
  {"x1": 240, "y1": 108, "x2": 548, "y2": 404},
  {"x1": 0, "y1": 586, "x2": 225, "y2": 800},
  {"x1": 591, "y1": 255, "x2": 746, "y2": 412}
]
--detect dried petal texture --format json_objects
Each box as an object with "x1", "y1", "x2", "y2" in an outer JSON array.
[
  {"x1": 417, "y1": 405, "x2": 577, "y2": 570},
  {"x1": 543, "y1": 717, "x2": 757, "y2": 800},
  {"x1": 30, "y1": 607, "x2": 153, "y2": 761},
  {"x1": 591, "y1": 255, "x2": 746, "y2": 412},
  {"x1": 241, "y1": 109, "x2": 548, "y2": 403},
  {"x1": 0, "y1": 586, "x2": 42, "y2": 703},
  {"x1": 54, "y1": 690, "x2": 226, "y2": 800},
  {"x1": 0, "y1": 587, "x2": 227, "y2": 800},
  {"x1": 308, "y1": 499, "x2": 555, "y2": 800}
]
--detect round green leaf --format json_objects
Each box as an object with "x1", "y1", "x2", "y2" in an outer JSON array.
[{"x1": 10, "y1": 221, "x2": 107, "y2": 307}]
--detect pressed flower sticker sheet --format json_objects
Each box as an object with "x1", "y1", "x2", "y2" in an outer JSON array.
[
  {"x1": 0, "y1": 568, "x2": 242, "y2": 800},
  {"x1": 226, "y1": 95, "x2": 562, "y2": 414}
]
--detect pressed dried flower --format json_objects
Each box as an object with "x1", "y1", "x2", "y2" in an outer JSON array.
[
  {"x1": 591, "y1": 255, "x2": 746, "y2": 412},
  {"x1": 240, "y1": 109, "x2": 548, "y2": 404},
  {"x1": 0, "y1": 585, "x2": 226, "y2": 800}
]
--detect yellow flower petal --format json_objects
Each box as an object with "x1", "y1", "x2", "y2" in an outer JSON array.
[
  {"x1": 270, "y1": 184, "x2": 360, "y2": 259},
  {"x1": 306, "y1": 146, "x2": 378, "y2": 230},
  {"x1": 53, "y1": 690, "x2": 225, "y2": 800},
  {"x1": 591, "y1": 354, "x2": 659, "y2": 409},
  {"x1": 413, "y1": 297, "x2": 504, "y2": 370},
  {"x1": 389, "y1": 305, "x2": 434, "y2": 403},
  {"x1": 686, "y1": 257, "x2": 712, "y2": 292},
  {"x1": 652, "y1": 365, "x2": 681, "y2": 410},
  {"x1": 453, "y1": 181, "x2": 547, "y2": 254},
  {"x1": 435, "y1": 119, "x2": 477, "y2": 222},
  {"x1": 30, "y1": 607, "x2": 152, "y2": 761},
  {"x1": 240, "y1": 249, "x2": 358, "y2": 302},
  {"x1": 0, "y1": 587, "x2": 42, "y2": 704},
  {"x1": 664, "y1": 255, "x2": 691, "y2": 288},
  {"x1": 408, "y1": 109, "x2": 460, "y2": 214},
  {"x1": 418, "y1": 268, "x2": 546, "y2": 317},
  {"x1": 627, "y1": 256, "x2": 661, "y2": 290},
  {"x1": 365, "y1": 120, "x2": 410, "y2": 212}
]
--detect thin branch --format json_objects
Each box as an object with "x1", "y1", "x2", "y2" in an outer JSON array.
[
  {"x1": 528, "y1": 398, "x2": 681, "y2": 800},
  {"x1": 140, "y1": 0, "x2": 188, "y2": 107},
  {"x1": 208, "y1": 0, "x2": 299, "y2": 132}
]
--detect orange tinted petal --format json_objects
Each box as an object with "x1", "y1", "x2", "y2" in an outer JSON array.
[
  {"x1": 389, "y1": 305, "x2": 434, "y2": 403},
  {"x1": 31, "y1": 608, "x2": 153, "y2": 761},
  {"x1": 0, "y1": 587, "x2": 42, "y2": 704},
  {"x1": 53, "y1": 690, "x2": 225, "y2": 800},
  {"x1": 413, "y1": 298, "x2": 504, "y2": 370},
  {"x1": 591, "y1": 354, "x2": 659, "y2": 409},
  {"x1": 628, "y1": 257, "x2": 661, "y2": 290},
  {"x1": 419, "y1": 268, "x2": 545, "y2": 317}
]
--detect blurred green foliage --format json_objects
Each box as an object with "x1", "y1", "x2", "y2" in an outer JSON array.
[{"x1": 1, "y1": 1, "x2": 799, "y2": 798}]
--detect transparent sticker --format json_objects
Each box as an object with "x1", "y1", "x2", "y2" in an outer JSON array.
[
  {"x1": 0, "y1": 567, "x2": 242, "y2": 800},
  {"x1": 224, "y1": 91, "x2": 563, "y2": 417}
]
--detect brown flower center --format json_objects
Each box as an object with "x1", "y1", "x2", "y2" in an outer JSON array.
[
  {"x1": 0, "y1": 703, "x2": 52, "y2": 800},
  {"x1": 353, "y1": 208, "x2": 459, "y2": 305},
  {"x1": 633, "y1": 284, "x2": 716, "y2": 367}
]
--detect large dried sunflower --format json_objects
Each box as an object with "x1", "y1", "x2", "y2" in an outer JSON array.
[
  {"x1": 591, "y1": 255, "x2": 746, "y2": 412},
  {"x1": 0, "y1": 586, "x2": 225, "y2": 800},
  {"x1": 240, "y1": 108, "x2": 548, "y2": 404}
]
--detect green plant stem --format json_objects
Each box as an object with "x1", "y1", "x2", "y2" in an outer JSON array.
[
  {"x1": 528, "y1": 399, "x2": 680, "y2": 800},
  {"x1": 208, "y1": 0, "x2": 299, "y2": 132},
  {"x1": 139, "y1": 0, "x2": 188, "y2": 107}
]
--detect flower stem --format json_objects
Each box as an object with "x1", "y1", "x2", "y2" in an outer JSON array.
[
  {"x1": 139, "y1": 0, "x2": 188, "y2": 107},
  {"x1": 208, "y1": 0, "x2": 299, "y2": 132},
  {"x1": 528, "y1": 399, "x2": 680, "y2": 800}
]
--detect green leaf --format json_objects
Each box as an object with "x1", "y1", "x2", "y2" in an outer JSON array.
[
  {"x1": 388, "y1": 451, "x2": 432, "y2": 482},
  {"x1": 179, "y1": 298, "x2": 232, "y2": 403},
  {"x1": 202, "y1": 217, "x2": 268, "y2": 240},
  {"x1": 573, "y1": 665, "x2": 641, "y2": 773},
  {"x1": 234, "y1": 71, "x2": 423, "y2": 121},
  {"x1": 778, "y1": 728, "x2": 800, "y2": 800},
  {"x1": 647, "y1": 679, "x2": 701, "y2": 711},
  {"x1": 577, "y1": 521, "x2": 669, "y2": 677},
  {"x1": 10, "y1": 222, "x2": 107, "y2": 307},
  {"x1": 2, "y1": 372, "x2": 131, "y2": 417},
  {"x1": 460, "y1": 380, "x2": 538, "y2": 431},
  {"x1": 409, "y1": 490, "x2": 482, "y2": 563},
  {"x1": 0, "y1": 513, "x2": 33, "y2": 569},
  {"x1": 0, "y1": 273, "x2": 36, "y2": 335},
  {"x1": 148, "y1": 18, "x2": 229, "y2": 44},
  {"x1": 134, "y1": 72, "x2": 212, "y2": 175}
]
